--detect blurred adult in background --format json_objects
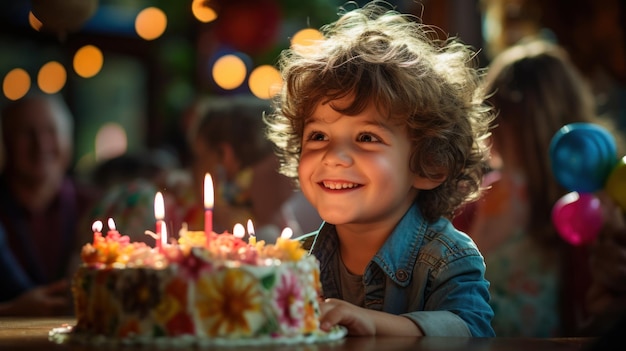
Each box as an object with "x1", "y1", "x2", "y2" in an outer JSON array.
[
  {"x1": 0, "y1": 93, "x2": 100, "y2": 316},
  {"x1": 170, "y1": 94, "x2": 306, "y2": 241},
  {"x1": 457, "y1": 39, "x2": 626, "y2": 337}
]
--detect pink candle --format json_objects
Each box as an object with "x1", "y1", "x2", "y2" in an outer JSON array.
[
  {"x1": 107, "y1": 218, "x2": 119, "y2": 236},
  {"x1": 204, "y1": 173, "x2": 214, "y2": 240},
  {"x1": 154, "y1": 192, "x2": 166, "y2": 249},
  {"x1": 91, "y1": 220, "x2": 103, "y2": 244}
]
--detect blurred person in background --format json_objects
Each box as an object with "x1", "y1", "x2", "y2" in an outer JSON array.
[
  {"x1": 0, "y1": 93, "x2": 100, "y2": 316},
  {"x1": 171, "y1": 94, "x2": 302, "y2": 241},
  {"x1": 457, "y1": 39, "x2": 626, "y2": 337}
]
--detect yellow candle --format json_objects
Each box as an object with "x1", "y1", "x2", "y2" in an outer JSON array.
[{"x1": 247, "y1": 219, "x2": 256, "y2": 245}]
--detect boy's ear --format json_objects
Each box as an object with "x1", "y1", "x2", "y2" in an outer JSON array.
[{"x1": 412, "y1": 174, "x2": 445, "y2": 190}]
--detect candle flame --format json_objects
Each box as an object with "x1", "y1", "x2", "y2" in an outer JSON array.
[
  {"x1": 233, "y1": 223, "x2": 245, "y2": 238},
  {"x1": 155, "y1": 192, "x2": 165, "y2": 220},
  {"x1": 246, "y1": 219, "x2": 255, "y2": 237},
  {"x1": 204, "y1": 173, "x2": 214, "y2": 209},
  {"x1": 280, "y1": 227, "x2": 293, "y2": 239},
  {"x1": 92, "y1": 220, "x2": 103, "y2": 233},
  {"x1": 108, "y1": 218, "x2": 116, "y2": 231}
]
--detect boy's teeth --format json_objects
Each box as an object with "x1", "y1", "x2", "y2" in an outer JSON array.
[{"x1": 323, "y1": 181, "x2": 357, "y2": 189}]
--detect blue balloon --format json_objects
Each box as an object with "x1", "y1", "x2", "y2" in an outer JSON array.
[{"x1": 549, "y1": 123, "x2": 617, "y2": 193}]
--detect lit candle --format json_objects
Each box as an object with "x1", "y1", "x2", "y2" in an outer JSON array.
[
  {"x1": 155, "y1": 192, "x2": 166, "y2": 249},
  {"x1": 246, "y1": 219, "x2": 256, "y2": 245},
  {"x1": 107, "y1": 218, "x2": 119, "y2": 236},
  {"x1": 233, "y1": 223, "x2": 245, "y2": 239},
  {"x1": 92, "y1": 220, "x2": 103, "y2": 244},
  {"x1": 280, "y1": 227, "x2": 293, "y2": 240},
  {"x1": 204, "y1": 173, "x2": 214, "y2": 240}
]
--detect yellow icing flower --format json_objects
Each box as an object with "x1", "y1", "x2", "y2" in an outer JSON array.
[
  {"x1": 274, "y1": 237, "x2": 307, "y2": 261},
  {"x1": 195, "y1": 269, "x2": 265, "y2": 337},
  {"x1": 178, "y1": 224, "x2": 207, "y2": 252}
]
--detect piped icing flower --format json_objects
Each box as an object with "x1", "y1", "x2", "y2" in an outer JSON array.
[
  {"x1": 195, "y1": 269, "x2": 265, "y2": 337},
  {"x1": 273, "y1": 270, "x2": 305, "y2": 333}
]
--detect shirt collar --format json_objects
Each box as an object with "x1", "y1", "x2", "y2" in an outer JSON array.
[{"x1": 309, "y1": 202, "x2": 427, "y2": 287}]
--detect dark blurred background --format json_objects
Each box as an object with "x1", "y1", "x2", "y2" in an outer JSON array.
[{"x1": 0, "y1": 0, "x2": 624, "y2": 176}]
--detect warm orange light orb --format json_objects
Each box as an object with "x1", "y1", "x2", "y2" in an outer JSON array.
[
  {"x1": 291, "y1": 28, "x2": 324, "y2": 54},
  {"x1": 38, "y1": 61, "x2": 66, "y2": 94},
  {"x1": 73, "y1": 45, "x2": 103, "y2": 78},
  {"x1": 248, "y1": 65, "x2": 282, "y2": 99},
  {"x1": 135, "y1": 7, "x2": 167, "y2": 41},
  {"x1": 192, "y1": 0, "x2": 217, "y2": 23},
  {"x1": 28, "y1": 11, "x2": 43, "y2": 31},
  {"x1": 212, "y1": 54, "x2": 247, "y2": 90},
  {"x1": 3, "y1": 68, "x2": 31, "y2": 101}
]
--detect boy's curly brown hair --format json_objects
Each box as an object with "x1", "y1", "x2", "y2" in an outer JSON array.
[{"x1": 265, "y1": 1, "x2": 494, "y2": 222}]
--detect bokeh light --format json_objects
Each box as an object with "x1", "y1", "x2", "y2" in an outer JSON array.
[
  {"x1": 212, "y1": 54, "x2": 247, "y2": 90},
  {"x1": 291, "y1": 28, "x2": 324, "y2": 54},
  {"x1": 28, "y1": 11, "x2": 43, "y2": 31},
  {"x1": 192, "y1": 0, "x2": 217, "y2": 23},
  {"x1": 135, "y1": 7, "x2": 167, "y2": 41},
  {"x1": 73, "y1": 45, "x2": 103, "y2": 78},
  {"x1": 95, "y1": 123, "x2": 128, "y2": 161},
  {"x1": 38, "y1": 61, "x2": 66, "y2": 94},
  {"x1": 248, "y1": 65, "x2": 282, "y2": 99},
  {"x1": 3, "y1": 68, "x2": 31, "y2": 101}
]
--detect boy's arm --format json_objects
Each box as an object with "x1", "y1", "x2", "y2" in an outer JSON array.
[{"x1": 320, "y1": 298, "x2": 425, "y2": 336}]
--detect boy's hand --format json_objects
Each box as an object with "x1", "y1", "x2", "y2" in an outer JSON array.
[{"x1": 319, "y1": 298, "x2": 376, "y2": 335}]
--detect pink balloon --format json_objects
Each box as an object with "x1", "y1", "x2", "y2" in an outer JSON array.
[{"x1": 551, "y1": 192, "x2": 603, "y2": 246}]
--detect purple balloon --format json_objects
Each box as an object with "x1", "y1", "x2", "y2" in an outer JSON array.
[{"x1": 551, "y1": 192, "x2": 603, "y2": 246}]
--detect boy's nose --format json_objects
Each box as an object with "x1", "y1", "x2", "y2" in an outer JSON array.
[{"x1": 322, "y1": 141, "x2": 353, "y2": 167}]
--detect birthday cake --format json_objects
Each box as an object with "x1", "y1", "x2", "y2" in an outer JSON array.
[{"x1": 50, "y1": 222, "x2": 345, "y2": 346}]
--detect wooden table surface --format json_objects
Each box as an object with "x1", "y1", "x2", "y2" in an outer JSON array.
[{"x1": 0, "y1": 317, "x2": 597, "y2": 351}]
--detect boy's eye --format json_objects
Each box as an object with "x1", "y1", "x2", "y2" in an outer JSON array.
[
  {"x1": 357, "y1": 133, "x2": 380, "y2": 143},
  {"x1": 306, "y1": 131, "x2": 327, "y2": 141}
]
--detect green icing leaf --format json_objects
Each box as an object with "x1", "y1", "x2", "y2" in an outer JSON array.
[
  {"x1": 261, "y1": 273, "x2": 276, "y2": 290},
  {"x1": 257, "y1": 317, "x2": 279, "y2": 335}
]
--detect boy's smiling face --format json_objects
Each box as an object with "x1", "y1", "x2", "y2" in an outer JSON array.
[{"x1": 298, "y1": 95, "x2": 439, "y2": 227}]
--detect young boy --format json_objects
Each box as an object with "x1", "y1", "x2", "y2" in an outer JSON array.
[{"x1": 265, "y1": 2, "x2": 495, "y2": 337}]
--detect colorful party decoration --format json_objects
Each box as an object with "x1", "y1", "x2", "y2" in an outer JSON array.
[
  {"x1": 549, "y1": 122, "x2": 617, "y2": 193},
  {"x1": 551, "y1": 192, "x2": 604, "y2": 246}
]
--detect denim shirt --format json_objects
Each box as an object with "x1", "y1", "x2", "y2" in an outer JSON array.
[{"x1": 301, "y1": 203, "x2": 495, "y2": 337}]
